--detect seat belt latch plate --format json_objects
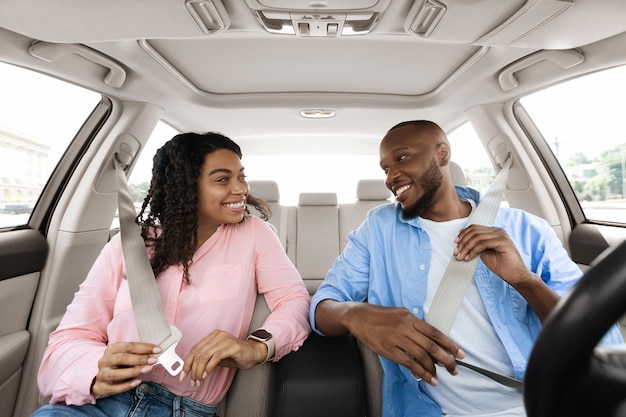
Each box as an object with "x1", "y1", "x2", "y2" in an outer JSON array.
[{"x1": 156, "y1": 325, "x2": 184, "y2": 376}]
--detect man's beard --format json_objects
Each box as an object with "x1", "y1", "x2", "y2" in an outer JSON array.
[{"x1": 401, "y1": 157, "x2": 443, "y2": 220}]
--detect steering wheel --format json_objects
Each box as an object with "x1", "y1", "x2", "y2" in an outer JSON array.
[{"x1": 524, "y1": 240, "x2": 626, "y2": 417}]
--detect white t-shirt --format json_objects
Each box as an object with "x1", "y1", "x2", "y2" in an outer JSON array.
[{"x1": 419, "y1": 210, "x2": 525, "y2": 417}]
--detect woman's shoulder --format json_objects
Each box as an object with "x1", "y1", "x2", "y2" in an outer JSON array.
[
  {"x1": 228, "y1": 214, "x2": 274, "y2": 234},
  {"x1": 105, "y1": 230, "x2": 123, "y2": 253},
  {"x1": 221, "y1": 216, "x2": 280, "y2": 248},
  {"x1": 244, "y1": 213, "x2": 265, "y2": 225}
]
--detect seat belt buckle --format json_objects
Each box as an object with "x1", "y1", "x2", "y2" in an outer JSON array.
[{"x1": 155, "y1": 325, "x2": 184, "y2": 376}]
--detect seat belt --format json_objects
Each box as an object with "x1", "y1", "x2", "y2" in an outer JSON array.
[
  {"x1": 113, "y1": 152, "x2": 184, "y2": 376},
  {"x1": 425, "y1": 154, "x2": 523, "y2": 391}
]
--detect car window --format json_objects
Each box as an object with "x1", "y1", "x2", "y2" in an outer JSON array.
[
  {"x1": 121, "y1": 127, "x2": 385, "y2": 207},
  {"x1": 244, "y1": 124, "x2": 497, "y2": 205},
  {"x1": 243, "y1": 154, "x2": 385, "y2": 205},
  {"x1": 127, "y1": 123, "x2": 495, "y2": 207},
  {"x1": 520, "y1": 65, "x2": 626, "y2": 224},
  {"x1": 0, "y1": 62, "x2": 101, "y2": 229},
  {"x1": 127, "y1": 122, "x2": 180, "y2": 202},
  {"x1": 108, "y1": 122, "x2": 179, "y2": 230},
  {"x1": 242, "y1": 124, "x2": 496, "y2": 205},
  {"x1": 448, "y1": 122, "x2": 496, "y2": 196}
]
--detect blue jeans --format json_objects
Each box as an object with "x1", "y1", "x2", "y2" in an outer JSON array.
[{"x1": 31, "y1": 382, "x2": 218, "y2": 417}]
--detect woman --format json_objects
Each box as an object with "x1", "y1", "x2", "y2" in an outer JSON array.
[{"x1": 33, "y1": 132, "x2": 311, "y2": 417}]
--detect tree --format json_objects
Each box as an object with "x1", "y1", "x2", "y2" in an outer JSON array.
[
  {"x1": 598, "y1": 143, "x2": 626, "y2": 197},
  {"x1": 585, "y1": 173, "x2": 609, "y2": 201},
  {"x1": 129, "y1": 181, "x2": 150, "y2": 204},
  {"x1": 568, "y1": 152, "x2": 590, "y2": 166}
]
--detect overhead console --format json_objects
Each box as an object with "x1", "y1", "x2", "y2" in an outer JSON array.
[
  {"x1": 245, "y1": 0, "x2": 626, "y2": 49},
  {"x1": 244, "y1": 0, "x2": 392, "y2": 36}
]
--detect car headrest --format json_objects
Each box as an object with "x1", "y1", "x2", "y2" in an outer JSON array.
[
  {"x1": 298, "y1": 192, "x2": 338, "y2": 206},
  {"x1": 449, "y1": 160, "x2": 467, "y2": 186},
  {"x1": 248, "y1": 180, "x2": 280, "y2": 202},
  {"x1": 356, "y1": 179, "x2": 391, "y2": 201}
]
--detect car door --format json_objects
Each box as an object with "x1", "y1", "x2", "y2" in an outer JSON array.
[
  {"x1": 516, "y1": 65, "x2": 626, "y2": 338},
  {"x1": 0, "y1": 61, "x2": 103, "y2": 416},
  {"x1": 517, "y1": 65, "x2": 626, "y2": 267}
]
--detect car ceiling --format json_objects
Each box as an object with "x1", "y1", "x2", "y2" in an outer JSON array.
[{"x1": 0, "y1": 0, "x2": 625, "y2": 155}]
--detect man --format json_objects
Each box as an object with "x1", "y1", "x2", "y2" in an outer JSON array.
[{"x1": 310, "y1": 120, "x2": 623, "y2": 416}]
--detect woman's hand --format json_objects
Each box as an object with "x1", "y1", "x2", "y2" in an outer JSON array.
[
  {"x1": 180, "y1": 330, "x2": 267, "y2": 387},
  {"x1": 91, "y1": 342, "x2": 161, "y2": 398}
]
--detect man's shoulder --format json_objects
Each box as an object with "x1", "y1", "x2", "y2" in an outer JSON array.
[
  {"x1": 496, "y1": 206, "x2": 547, "y2": 224},
  {"x1": 495, "y1": 207, "x2": 555, "y2": 243},
  {"x1": 455, "y1": 185, "x2": 481, "y2": 203},
  {"x1": 365, "y1": 202, "x2": 400, "y2": 225},
  {"x1": 369, "y1": 201, "x2": 397, "y2": 215}
]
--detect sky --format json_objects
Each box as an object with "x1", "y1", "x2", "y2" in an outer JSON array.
[
  {"x1": 0, "y1": 62, "x2": 101, "y2": 168},
  {"x1": 520, "y1": 65, "x2": 626, "y2": 163}
]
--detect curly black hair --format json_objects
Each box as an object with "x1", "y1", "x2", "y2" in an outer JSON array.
[{"x1": 136, "y1": 132, "x2": 270, "y2": 284}]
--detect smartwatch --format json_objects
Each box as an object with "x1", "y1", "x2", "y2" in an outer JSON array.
[{"x1": 247, "y1": 329, "x2": 275, "y2": 363}]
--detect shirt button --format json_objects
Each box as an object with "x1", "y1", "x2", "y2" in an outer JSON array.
[
  {"x1": 412, "y1": 308, "x2": 419, "y2": 314},
  {"x1": 171, "y1": 297, "x2": 177, "y2": 302},
  {"x1": 419, "y1": 264, "x2": 425, "y2": 270}
]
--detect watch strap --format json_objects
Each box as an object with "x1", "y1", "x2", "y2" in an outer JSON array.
[{"x1": 247, "y1": 330, "x2": 275, "y2": 363}]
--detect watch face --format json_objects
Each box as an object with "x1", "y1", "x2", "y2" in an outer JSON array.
[{"x1": 251, "y1": 329, "x2": 272, "y2": 340}]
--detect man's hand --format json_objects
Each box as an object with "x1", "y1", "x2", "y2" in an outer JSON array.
[
  {"x1": 315, "y1": 300, "x2": 465, "y2": 386},
  {"x1": 92, "y1": 342, "x2": 160, "y2": 398},
  {"x1": 454, "y1": 224, "x2": 560, "y2": 321},
  {"x1": 454, "y1": 224, "x2": 532, "y2": 286},
  {"x1": 179, "y1": 330, "x2": 267, "y2": 387}
]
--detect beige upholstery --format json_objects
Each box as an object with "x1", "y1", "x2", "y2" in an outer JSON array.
[
  {"x1": 248, "y1": 180, "x2": 296, "y2": 261},
  {"x1": 339, "y1": 180, "x2": 391, "y2": 417},
  {"x1": 449, "y1": 160, "x2": 467, "y2": 186},
  {"x1": 339, "y1": 179, "x2": 392, "y2": 250},
  {"x1": 356, "y1": 179, "x2": 392, "y2": 201},
  {"x1": 296, "y1": 192, "x2": 340, "y2": 294},
  {"x1": 358, "y1": 340, "x2": 383, "y2": 417},
  {"x1": 218, "y1": 295, "x2": 273, "y2": 417},
  {"x1": 238, "y1": 167, "x2": 469, "y2": 417},
  {"x1": 248, "y1": 179, "x2": 282, "y2": 238},
  {"x1": 249, "y1": 180, "x2": 280, "y2": 202}
]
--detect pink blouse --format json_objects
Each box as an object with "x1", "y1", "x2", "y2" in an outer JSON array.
[{"x1": 38, "y1": 215, "x2": 311, "y2": 406}]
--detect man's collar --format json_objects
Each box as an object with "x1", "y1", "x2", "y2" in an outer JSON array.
[{"x1": 396, "y1": 185, "x2": 481, "y2": 226}]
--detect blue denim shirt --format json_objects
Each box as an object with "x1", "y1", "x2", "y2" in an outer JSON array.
[{"x1": 310, "y1": 186, "x2": 623, "y2": 417}]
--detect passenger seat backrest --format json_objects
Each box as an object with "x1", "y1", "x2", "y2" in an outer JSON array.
[
  {"x1": 247, "y1": 180, "x2": 295, "y2": 261},
  {"x1": 296, "y1": 193, "x2": 340, "y2": 294},
  {"x1": 449, "y1": 160, "x2": 467, "y2": 186},
  {"x1": 218, "y1": 294, "x2": 273, "y2": 417},
  {"x1": 339, "y1": 179, "x2": 391, "y2": 250}
]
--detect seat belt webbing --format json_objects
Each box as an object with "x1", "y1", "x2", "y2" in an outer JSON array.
[
  {"x1": 114, "y1": 154, "x2": 184, "y2": 376},
  {"x1": 454, "y1": 359, "x2": 522, "y2": 390},
  {"x1": 425, "y1": 155, "x2": 523, "y2": 391},
  {"x1": 426, "y1": 155, "x2": 512, "y2": 334}
]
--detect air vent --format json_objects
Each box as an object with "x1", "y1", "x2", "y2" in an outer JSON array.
[{"x1": 255, "y1": 11, "x2": 380, "y2": 36}]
